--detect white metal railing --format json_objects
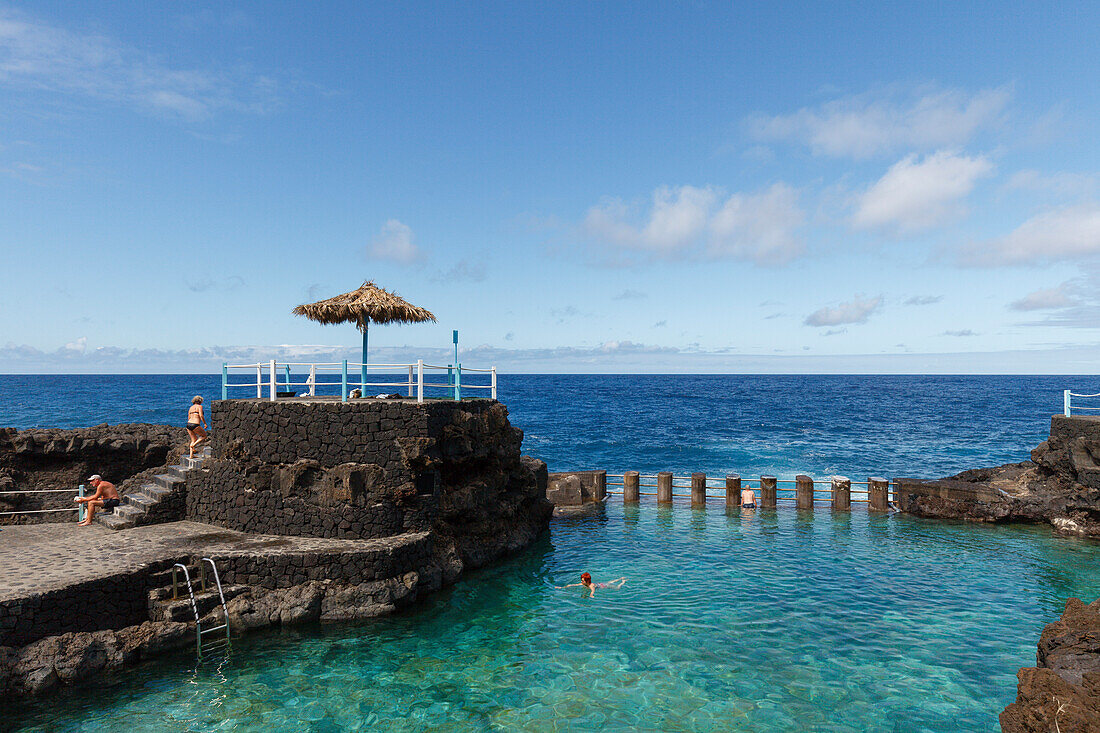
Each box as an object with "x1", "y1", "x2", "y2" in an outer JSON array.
[
  {"x1": 1064, "y1": 390, "x2": 1100, "y2": 416},
  {"x1": 222, "y1": 360, "x2": 497, "y2": 404},
  {"x1": 0, "y1": 484, "x2": 86, "y2": 521}
]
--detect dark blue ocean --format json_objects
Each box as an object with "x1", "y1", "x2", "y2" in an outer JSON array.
[{"x1": 0, "y1": 374, "x2": 1091, "y2": 480}]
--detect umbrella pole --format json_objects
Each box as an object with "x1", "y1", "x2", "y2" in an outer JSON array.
[{"x1": 361, "y1": 324, "x2": 369, "y2": 396}]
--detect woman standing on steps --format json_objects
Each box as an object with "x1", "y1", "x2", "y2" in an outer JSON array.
[{"x1": 186, "y1": 396, "x2": 208, "y2": 458}]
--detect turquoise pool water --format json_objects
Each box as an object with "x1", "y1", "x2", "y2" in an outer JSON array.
[{"x1": 11, "y1": 504, "x2": 1100, "y2": 732}]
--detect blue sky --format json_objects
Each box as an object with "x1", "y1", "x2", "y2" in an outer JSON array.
[{"x1": 2, "y1": 1, "x2": 1099, "y2": 373}]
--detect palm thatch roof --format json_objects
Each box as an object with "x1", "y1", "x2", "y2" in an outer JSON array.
[{"x1": 292, "y1": 281, "x2": 436, "y2": 331}]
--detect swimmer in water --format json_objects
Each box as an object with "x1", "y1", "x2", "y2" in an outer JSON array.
[{"x1": 556, "y1": 572, "x2": 627, "y2": 597}]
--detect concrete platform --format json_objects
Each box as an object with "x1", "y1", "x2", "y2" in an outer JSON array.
[{"x1": 0, "y1": 521, "x2": 426, "y2": 604}]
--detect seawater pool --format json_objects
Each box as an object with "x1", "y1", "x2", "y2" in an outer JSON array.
[{"x1": 11, "y1": 503, "x2": 1100, "y2": 732}]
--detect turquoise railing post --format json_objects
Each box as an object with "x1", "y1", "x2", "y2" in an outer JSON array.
[
  {"x1": 455, "y1": 363, "x2": 461, "y2": 401},
  {"x1": 447, "y1": 365, "x2": 454, "y2": 399},
  {"x1": 285, "y1": 365, "x2": 291, "y2": 394},
  {"x1": 221, "y1": 363, "x2": 228, "y2": 400},
  {"x1": 77, "y1": 484, "x2": 85, "y2": 523},
  {"x1": 341, "y1": 360, "x2": 348, "y2": 402},
  {"x1": 1065, "y1": 390, "x2": 1072, "y2": 416},
  {"x1": 367, "y1": 323, "x2": 376, "y2": 396}
]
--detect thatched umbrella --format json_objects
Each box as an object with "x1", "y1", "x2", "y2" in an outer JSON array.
[{"x1": 293, "y1": 281, "x2": 436, "y2": 390}]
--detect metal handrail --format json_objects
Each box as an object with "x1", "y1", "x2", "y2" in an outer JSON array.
[
  {"x1": 198, "y1": 557, "x2": 231, "y2": 656},
  {"x1": 222, "y1": 359, "x2": 498, "y2": 403},
  {"x1": 1, "y1": 484, "x2": 86, "y2": 521}
]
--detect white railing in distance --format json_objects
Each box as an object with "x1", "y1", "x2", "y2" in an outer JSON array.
[
  {"x1": 1065, "y1": 390, "x2": 1100, "y2": 416},
  {"x1": 223, "y1": 361, "x2": 497, "y2": 403}
]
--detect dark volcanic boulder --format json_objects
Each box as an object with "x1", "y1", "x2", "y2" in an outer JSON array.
[{"x1": 1002, "y1": 598, "x2": 1100, "y2": 732}]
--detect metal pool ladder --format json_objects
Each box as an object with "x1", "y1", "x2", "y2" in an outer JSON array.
[{"x1": 171, "y1": 558, "x2": 232, "y2": 659}]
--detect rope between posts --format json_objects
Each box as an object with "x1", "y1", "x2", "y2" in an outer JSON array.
[{"x1": 604, "y1": 491, "x2": 874, "y2": 502}]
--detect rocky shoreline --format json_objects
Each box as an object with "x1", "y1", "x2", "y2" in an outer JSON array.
[
  {"x1": 897, "y1": 414, "x2": 1100, "y2": 729},
  {"x1": 1001, "y1": 597, "x2": 1100, "y2": 732},
  {"x1": 896, "y1": 415, "x2": 1100, "y2": 538},
  {"x1": 2, "y1": 573, "x2": 438, "y2": 697}
]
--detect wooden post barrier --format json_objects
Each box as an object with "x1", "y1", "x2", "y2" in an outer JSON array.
[
  {"x1": 832, "y1": 476, "x2": 851, "y2": 510},
  {"x1": 796, "y1": 474, "x2": 814, "y2": 509},
  {"x1": 691, "y1": 473, "x2": 706, "y2": 507},
  {"x1": 760, "y1": 476, "x2": 777, "y2": 507},
  {"x1": 657, "y1": 472, "x2": 673, "y2": 504},
  {"x1": 869, "y1": 477, "x2": 889, "y2": 511},
  {"x1": 725, "y1": 474, "x2": 741, "y2": 507},
  {"x1": 623, "y1": 471, "x2": 640, "y2": 503}
]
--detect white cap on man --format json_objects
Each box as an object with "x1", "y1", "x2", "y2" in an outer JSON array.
[{"x1": 88, "y1": 474, "x2": 101, "y2": 482}]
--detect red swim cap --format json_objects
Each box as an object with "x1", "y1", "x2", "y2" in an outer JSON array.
[{"x1": 581, "y1": 572, "x2": 592, "y2": 583}]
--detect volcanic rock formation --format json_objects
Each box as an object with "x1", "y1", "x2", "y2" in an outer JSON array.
[
  {"x1": 896, "y1": 415, "x2": 1100, "y2": 538},
  {"x1": 1001, "y1": 597, "x2": 1100, "y2": 732}
]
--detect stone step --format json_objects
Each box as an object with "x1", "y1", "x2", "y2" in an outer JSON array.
[
  {"x1": 153, "y1": 473, "x2": 184, "y2": 490},
  {"x1": 96, "y1": 513, "x2": 134, "y2": 531},
  {"x1": 150, "y1": 585, "x2": 248, "y2": 623},
  {"x1": 148, "y1": 580, "x2": 245, "y2": 603},
  {"x1": 93, "y1": 446, "x2": 209, "y2": 531},
  {"x1": 165, "y1": 465, "x2": 188, "y2": 480},
  {"x1": 142, "y1": 482, "x2": 171, "y2": 499},
  {"x1": 124, "y1": 491, "x2": 158, "y2": 510},
  {"x1": 148, "y1": 566, "x2": 203, "y2": 589}
]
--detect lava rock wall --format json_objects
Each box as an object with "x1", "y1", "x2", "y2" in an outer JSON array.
[
  {"x1": 185, "y1": 399, "x2": 553, "y2": 578},
  {"x1": 0, "y1": 425, "x2": 183, "y2": 523}
]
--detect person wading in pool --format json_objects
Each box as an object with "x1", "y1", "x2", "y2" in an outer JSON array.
[
  {"x1": 556, "y1": 572, "x2": 627, "y2": 597},
  {"x1": 75, "y1": 475, "x2": 120, "y2": 526},
  {"x1": 741, "y1": 485, "x2": 757, "y2": 509},
  {"x1": 186, "y1": 395, "x2": 208, "y2": 458}
]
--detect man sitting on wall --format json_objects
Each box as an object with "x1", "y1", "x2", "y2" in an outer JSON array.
[{"x1": 75, "y1": 475, "x2": 120, "y2": 526}]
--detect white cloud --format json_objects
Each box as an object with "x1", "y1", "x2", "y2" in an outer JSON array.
[
  {"x1": 1010, "y1": 284, "x2": 1076, "y2": 311},
  {"x1": 748, "y1": 85, "x2": 1009, "y2": 159},
  {"x1": 0, "y1": 7, "x2": 279, "y2": 119},
  {"x1": 583, "y1": 184, "x2": 805, "y2": 265},
  {"x1": 804, "y1": 296, "x2": 883, "y2": 327},
  {"x1": 962, "y1": 204, "x2": 1100, "y2": 265},
  {"x1": 709, "y1": 184, "x2": 805, "y2": 264},
  {"x1": 941, "y1": 330, "x2": 978, "y2": 337},
  {"x1": 8, "y1": 339, "x2": 1100, "y2": 375},
  {"x1": 852, "y1": 151, "x2": 992, "y2": 232},
  {"x1": 584, "y1": 186, "x2": 717, "y2": 254},
  {"x1": 62, "y1": 336, "x2": 86, "y2": 354},
  {"x1": 904, "y1": 295, "x2": 942, "y2": 306},
  {"x1": 367, "y1": 219, "x2": 421, "y2": 263}
]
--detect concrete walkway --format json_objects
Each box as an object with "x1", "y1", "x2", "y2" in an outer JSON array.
[{"x1": 0, "y1": 521, "x2": 418, "y2": 603}]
